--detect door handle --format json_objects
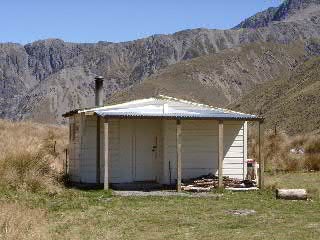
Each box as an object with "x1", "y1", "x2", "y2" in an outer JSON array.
[{"x1": 152, "y1": 145, "x2": 157, "y2": 152}]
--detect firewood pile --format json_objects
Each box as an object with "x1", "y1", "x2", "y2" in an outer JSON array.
[{"x1": 181, "y1": 173, "x2": 256, "y2": 192}]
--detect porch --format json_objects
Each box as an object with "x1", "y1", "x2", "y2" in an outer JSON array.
[{"x1": 96, "y1": 118, "x2": 264, "y2": 192}]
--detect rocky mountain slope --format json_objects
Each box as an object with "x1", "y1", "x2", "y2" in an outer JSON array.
[
  {"x1": 108, "y1": 41, "x2": 306, "y2": 106},
  {"x1": 234, "y1": 0, "x2": 320, "y2": 29},
  {"x1": 109, "y1": 39, "x2": 320, "y2": 134},
  {"x1": 1, "y1": 0, "x2": 320, "y2": 132},
  {"x1": 231, "y1": 54, "x2": 320, "y2": 135}
]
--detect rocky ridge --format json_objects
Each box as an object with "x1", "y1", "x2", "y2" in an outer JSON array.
[
  {"x1": 234, "y1": 0, "x2": 320, "y2": 29},
  {"x1": 0, "y1": 0, "x2": 320, "y2": 128}
]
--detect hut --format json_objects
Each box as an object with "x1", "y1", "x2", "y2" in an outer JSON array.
[{"x1": 63, "y1": 77, "x2": 264, "y2": 191}]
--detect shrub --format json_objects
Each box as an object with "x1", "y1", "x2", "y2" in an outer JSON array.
[
  {"x1": 304, "y1": 135, "x2": 320, "y2": 171},
  {"x1": 0, "y1": 120, "x2": 68, "y2": 193},
  {"x1": 248, "y1": 125, "x2": 320, "y2": 172}
]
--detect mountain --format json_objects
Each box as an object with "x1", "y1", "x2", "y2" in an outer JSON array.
[
  {"x1": 108, "y1": 41, "x2": 306, "y2": 106},
  {"x1": 108, "y1": 39, "x2": 320, "y2": 135},
  {"x1": 231, "y1": 53, "x2": 320, "y2": 135},
  {"x1": 1, "y1": 0, "x2": 320, "y2": 134},
  {"x1": 234, "y1": 0, "x2": 320, "y2": 29}
]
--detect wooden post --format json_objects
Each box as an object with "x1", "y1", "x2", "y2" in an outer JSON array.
[
  {"x1": 176, "y1": 119, "x2": 182, "y2": 192},
  {"x1": 65, "y1": 148, "x2": 68, "y2": 175},
  {"x1": 96, "y1": 116, "x2": 101, "y2": 184},
  {"x1": 258, "y1": 120, "x2": 265, "y2": 189},
  {"x1": 104, "y1": 119, "x2": 109, "y2": 190},
  {"x1": 53, "y1": 141, "x2": 56, "y2": 154},
  {"x1": 218, "y1": 120, "x2": 224, "y2": 189}
]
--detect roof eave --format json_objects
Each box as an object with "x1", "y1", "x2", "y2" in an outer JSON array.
[{"x1": 93, "y1": 113, "x2": 263, "y2": 121}]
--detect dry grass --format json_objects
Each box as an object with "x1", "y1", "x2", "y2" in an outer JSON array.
[
  {"x1": 0, "y1": 119, "x2": 68, "y2": 193},
  {"x1": 0, "y1": 203, "x2": 48, "y2": 240},
  {"x1": 304, "y1": 135, "x2": 320, "y2": 171},
  {"x1": 265, "y1": 172, "x2": 320, "y2": 199},
  {"x1": 248, "y1": 126, "x2": 320, "y2": 172},
  {"x1": 0, "y1": 119, "x2": 319, "y2": 239}
]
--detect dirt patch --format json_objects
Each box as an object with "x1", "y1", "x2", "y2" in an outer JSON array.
[{"x1": 113, "y1": 190, "x2": 223, "y2": 198}]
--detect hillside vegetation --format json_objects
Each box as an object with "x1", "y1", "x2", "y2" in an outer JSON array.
[
  {"x1": 249, "y1": 127, "x2": 320, "y2": 172},
  {"x1": 232, "y1": 56, "x2": 320, "y2": 134},
  {"x1": 109, "y1": 40, "x2": 320, "y2": 134},
  {"x1": 0, "y1": 119, "x2": 67, "y2": 192},
  {"x1": 109, "y1": 42, "x2": 305, "y2": 106}
]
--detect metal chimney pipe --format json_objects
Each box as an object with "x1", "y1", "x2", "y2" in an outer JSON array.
[{"x1": 94, "y1": 76, "x2": 104, "y2": 107}]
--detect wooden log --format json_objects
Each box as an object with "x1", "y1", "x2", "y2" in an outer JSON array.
[{"x1": 276, "y1": 189, "x2": 307, "y2": 200}]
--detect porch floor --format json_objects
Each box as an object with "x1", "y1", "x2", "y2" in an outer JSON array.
[{"x1": 111, "y1": 182, "x2": 168, "y2": 191}]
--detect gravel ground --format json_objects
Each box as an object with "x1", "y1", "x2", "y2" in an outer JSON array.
[{"x1": 113, "y1": 190, "x2": 223, "y2": 198}]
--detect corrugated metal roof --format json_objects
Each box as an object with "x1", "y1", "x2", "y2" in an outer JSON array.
[{"x1": 65, "y1": 95, "x2": 262, "y2": 121}]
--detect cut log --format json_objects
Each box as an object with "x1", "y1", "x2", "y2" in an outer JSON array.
[{"x1": 276, "y1": 189, "x2": 307, "y2": 200}]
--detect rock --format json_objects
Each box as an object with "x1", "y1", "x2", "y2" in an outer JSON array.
[
  {"x1": 234, "y1": 0, "x2": 320, "y2": 29},
  {"x1": 226, "y1": 209, "x2": 256, "y2": 216}
]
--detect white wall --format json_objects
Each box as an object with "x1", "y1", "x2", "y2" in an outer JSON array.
[
  {"x1": 70, "y1": 116, "x2": 247, "y2": 184},
  {"x1": 162, "y1": 120, "x2": 246, "y2": 184},
  {"x1": 68, "y1": 115, "x2": 81, "y2": 182},
  {"x1": 223, "y1": 121, "x2": 245, "y2": 179},
  {"x1": 99, "y1": 119, "x2": 121, "y2": 183},
  {"x1": 78, "y1": 118, "x2": 145, "y2": 184},
  {"x1": 80, "y1": 115, "x2": 98, "y2": 183}
]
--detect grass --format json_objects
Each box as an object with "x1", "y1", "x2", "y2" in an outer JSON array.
[
  {"x1": 248, "y1": 127, "x2": 320, "y2": 172},
  {"x1": 0, "y1": 172, "x2": 319, "y2": 240},
  {"x1": 0, "y1": 119, "x2": 319, "y2": 239},
  {"x1": 0, "y1": 119, "x2": 67, "y2": 193}
]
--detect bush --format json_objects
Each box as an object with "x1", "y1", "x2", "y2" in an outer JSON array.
[
  {"x1": 304, "y1": 135, "x2": 320, "y2": 171},
  {"x1": 0, "y1": 120, "x2": 68, "y2": 193},
  {"x1": 248, "y1": 125, "x2": 320, "y2": 172}
]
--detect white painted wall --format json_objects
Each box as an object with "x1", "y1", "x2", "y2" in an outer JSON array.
[
  {"x1": 100, "y1": 119, "x2": 120, "y2": 183},
  {"x1": 69, "y1": 116, "x2": 247, "y2": 184},
  {"x1": 68, "y1": 115, "x2": 81, "y2": 182},
  {"x1": 162, "y1": 120, "x2": 246, "y2": 184},
  {"x1": 80, "y1": 115, "x2": 98, "y2": 183}
]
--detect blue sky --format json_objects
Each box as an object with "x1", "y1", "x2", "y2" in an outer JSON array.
[{"x1": 2, "y1": 0, "x2": 282, "y2": 44}]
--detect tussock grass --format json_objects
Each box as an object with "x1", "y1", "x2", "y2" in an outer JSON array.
[
  {"x1": 249, "y1": 126, "x2": 320, "y2": 172},
  {"x1": 0, "y1": 203, "x2": 48, "y2": 240},
  {"x1": 0, "y1": 119, "x2": 67, "y2": 193},
  {"x1": 0, "y1": 119, "x2": 319, "y2": 239}
]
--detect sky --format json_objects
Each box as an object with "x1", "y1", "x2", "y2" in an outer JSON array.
[{"x1": 1, "y1": 0, "x2": 283, "y2": 44}]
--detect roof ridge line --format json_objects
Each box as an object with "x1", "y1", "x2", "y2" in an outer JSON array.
[{"x1": 157, "y1": 95, "x2": 257, "y2": 117}]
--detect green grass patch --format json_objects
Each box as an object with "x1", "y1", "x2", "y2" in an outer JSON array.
[{"x1": 1, "y1": 172, "x2": 320, "y2": 240}]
